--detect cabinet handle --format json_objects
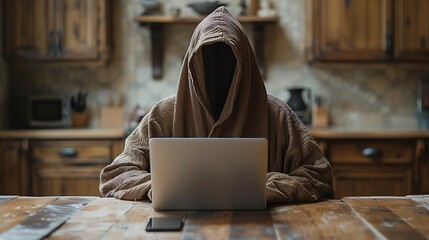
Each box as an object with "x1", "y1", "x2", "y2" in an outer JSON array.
[
  {"x1": 58, "y1": 148, "x2": 78, "y2": 157},
  {"x1": 362, "y1": 147, "x2": 381, "y2": 158}
]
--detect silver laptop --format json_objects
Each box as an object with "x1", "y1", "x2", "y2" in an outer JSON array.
[{"x1": 149, "y1": 138, "x2": 268, "y2": 210}]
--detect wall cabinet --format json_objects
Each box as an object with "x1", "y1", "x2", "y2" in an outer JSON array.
[
  {"x1": 308, "y1": 0, "x2": 429, "y2": 62},
  {"x1": 395, "y1": 0, "x2": 429, "y2": 60},
  {"x1": 3, "y1": 0, "x2": 110, "y2": 62}
]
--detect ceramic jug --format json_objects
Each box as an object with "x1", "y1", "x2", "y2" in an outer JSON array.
[{"x1": 287, "y1": 87, "x2": 311, "y2": 124}]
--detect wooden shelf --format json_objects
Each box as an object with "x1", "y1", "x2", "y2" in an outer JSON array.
[
  {"x1": 136, "y1": 15, "x2": 279, "y2": 79},
  {"x1": 136, "y1": 15, "x2": 279, "y2": 23}
]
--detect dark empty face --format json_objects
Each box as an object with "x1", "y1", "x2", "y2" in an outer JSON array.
[{"x1": 202, "y1": 42, "x2": 237, "y2": 121}]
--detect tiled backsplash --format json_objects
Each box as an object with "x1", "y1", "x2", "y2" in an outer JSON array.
[{"x1": 5, "y1": 0, "x2": 429, "y2": 129}]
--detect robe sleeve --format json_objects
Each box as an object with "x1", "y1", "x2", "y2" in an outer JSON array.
[
  {"x1": 99, "y1": 112, "x2": 163, "y2": 201},
  {"x1": 266, "y1": 102, "x2": 335, "y2": 204}
]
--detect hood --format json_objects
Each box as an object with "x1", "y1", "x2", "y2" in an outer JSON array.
[{"x1": 172, "y1": 7, "x2": 269, "y2": 138}]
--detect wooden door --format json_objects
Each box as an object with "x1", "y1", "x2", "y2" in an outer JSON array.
[
  {"x1": 395, "y1": 0, "x2": 429, "y2": 60},
  {"x1": 418, "y1": 139, "x2": 429, "y2": 193},
  {"x1": 0, "y1": 140, "x2": 30, "y2": 195},
  {"x1": 30, "y1": 139, "x2": 121, "y2": 196},
  {"x1": 311, "y1": 0, "x2": 393, "y2": 61},
  {"x1": 3, "y1": 0, "x2": 54, "y2": 60},
  {"x1": 54, "y1": 0, "x2": 110, "y2": 61},
  {"x1": 328, "y1": 138, "x2": 415, "y2": 198},
  {"x1": 3, "y1": 0, "x2": 110, "y2": 62},
  {"x1": 32, "y1": 166, "x2": 103, "y2": 196},
  {"x1": 333, "y1": 165, "x2": 412, "y2": 198}
]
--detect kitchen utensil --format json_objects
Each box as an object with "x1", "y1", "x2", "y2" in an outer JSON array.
[{"x1": 312, "y1": 95, "x2": 329, "y2": 127}]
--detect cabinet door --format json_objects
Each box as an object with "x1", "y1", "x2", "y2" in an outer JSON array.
[
  {"x1": 395, "y1": 0, "x2": 429, "y2": 60},
  {"x1": 3, "y1": 0, "x2": 54, "y2": 60},
  {"x1": 328, "y1": 139, "x2": 415, "y2": 198},
  {"x1": 55, "y1": 0, "x2": 110, "y2": 61},
  {"x1": 32, "y1": 166, "x2": 103, "y2": 196},
  {"x1": 0, "y1": 140, "x2": 30, "y2": 195},
  {"x1": 333, "y1": 165, "x2": 412, "y2": 198},
  {"x1": 311, "y1": 0, "x2": 393, "y2": 61},
  {"x1": 31, "y1": 139, "x2": 122, "y2": 196},
  {"x1": 418, "y1": 139, "x2": 429, "y2": 193},
  {"x1": 3, "y1": 0, "x2": 110, "y2": 62}
]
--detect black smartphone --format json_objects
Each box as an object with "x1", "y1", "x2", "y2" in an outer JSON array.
[{"x1": 145, "y1": 217, "x2": 183, "y2": 232}]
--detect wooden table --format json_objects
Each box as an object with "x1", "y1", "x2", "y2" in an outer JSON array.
[{"x1": 0, "y1": 195, "x2": 428, "y2": 240}]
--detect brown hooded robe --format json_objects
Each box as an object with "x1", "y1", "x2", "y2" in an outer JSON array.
[{"x1": 99, "y1": 7, "x2": 334, "y2": 204}]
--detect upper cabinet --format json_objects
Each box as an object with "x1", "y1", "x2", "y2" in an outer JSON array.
[
  {"x1": 308, "y1": 0, "x2": 429, "y2": 62},
  {"x1": 395, "y1": 0, "x2": 429, "y2": 60},
  {"x1": 3, "y1": 0, "x2": 110, "y2": 63}
]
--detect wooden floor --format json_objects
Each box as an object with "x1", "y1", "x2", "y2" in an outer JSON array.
[{"x1": 0, "y1": 195, "x2": 428, "y2": 239}]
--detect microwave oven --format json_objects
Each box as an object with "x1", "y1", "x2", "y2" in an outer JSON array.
[{"x1": 29, "y1": 96, "x2": 72, "y2": 128}]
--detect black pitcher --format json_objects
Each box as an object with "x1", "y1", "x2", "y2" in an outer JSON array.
[{"x1": 287, "y1": 88, "x2": 311, "y2": 124}]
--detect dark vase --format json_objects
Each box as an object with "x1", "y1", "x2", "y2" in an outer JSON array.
[{"x1": 287, "y1": 88, "x2": 308, "y2": 111}]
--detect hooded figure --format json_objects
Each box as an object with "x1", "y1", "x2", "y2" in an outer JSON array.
[{"x1": 100, "y1": 7, "x2": 334, "y2": 203}]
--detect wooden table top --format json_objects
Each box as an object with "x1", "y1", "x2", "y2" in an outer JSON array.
[{"x1": 0, "y1": 195, "x2": 428, "y2": 240}]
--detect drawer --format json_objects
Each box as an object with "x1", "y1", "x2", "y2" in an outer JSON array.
[
  {"x1": 32, "y1": 140, "x2": 113, "y2": 164},
  {"x1": 329, "y1": 139, "x2": 415, "y2": 164}
]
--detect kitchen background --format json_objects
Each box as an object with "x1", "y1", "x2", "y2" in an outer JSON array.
[{"x1": 2, "y1": 0, "x2": 429, "y2": 130}]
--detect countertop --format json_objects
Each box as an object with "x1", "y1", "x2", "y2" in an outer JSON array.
[
  {"x1": 0, "y1": 195, "x2": 428, "y2": 239},
  {"x1": 0, "y1": 129, "x2": 125, "y2": 139},
  {"x1": 309, "y1": 126, "x2": 429, "y2": 138},
  {"x1": 1, "y1": 126, "x2": 429, "y2": 139}
]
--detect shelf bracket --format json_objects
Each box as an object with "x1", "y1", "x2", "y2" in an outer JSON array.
[
  {"x1": 253, "y1": 22, "x2": 266, "y2": 78},
  {"x1": 151, "y1": 23, "x2": 164, "y2": 79}
]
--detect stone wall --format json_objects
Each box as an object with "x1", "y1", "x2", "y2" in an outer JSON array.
[{"x1": 5, "y1": 0, "x2": 429, "y2": 129}]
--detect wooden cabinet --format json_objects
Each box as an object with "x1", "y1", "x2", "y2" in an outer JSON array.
[
  {"x1": 0, "y1": 130, "x2": 124, "y2": 196},
  {"x1": 0, "y1": 140, "x2": 30, "y2": 195},
  {"x1": 395, "y1": 0, "x2": 429, "y2": 60},
  {"x1": 31, "y1": 139, "x2": 123, "y2": 196},
  {"x1": 3, "y1": 0, "x2": 110, "y2": 62},
  {"x1": 418, "y1": 139, "x2": 429, "y2": 193},
  {"x1": 308, "y1": 0, "x2": 429, "y2": 62},
  {"x1": 324, "y1": 138, "x2": 416, "y2": 198},
  {"x1": 310, "y1": 0, "x2": 392, "y2": 61}
]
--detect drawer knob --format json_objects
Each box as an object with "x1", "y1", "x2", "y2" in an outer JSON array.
[
  {"x1": 58, "y1": 148, "x2": 78, "y2": 157},
  {"x1": 362, "y1": 147, "x2": 381, "y2": 158}
]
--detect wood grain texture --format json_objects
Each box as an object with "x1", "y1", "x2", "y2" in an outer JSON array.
[
  {"x1": 407, "y1": 195, "x2": 429, "y2": 209},
  {"x1": 3, "y1": 0, "x2": 110, "y2": 63},
  {"x1": 45, "y1": 198, "x2": 135, "y2": 239},
  {"x1": 1, "y1": 196, "x2": 429, "y2": 239},
  {"x1": 312, "y1": 0, "x2": 392, "y2": 61},
  {"x1": 395, "y1": 0, "x2": 429, "y2": 60},
  {"x1": 230, "y1": 211, "x2": 275, "y2": 239},
  {"x1": 0, "y1": 197, "x2": 95, "y2": 240},
  {"x1": 0, "y1": 196, "x2": 18, "y2": 205},
  {"x1": 0, "y1": 129, "x2": 124, "y2": 139},
  {"x1": 182, "y1": 211, "x2": 231, "y2": 240},
  {"x1": 135, "y1": 15, "x2": 279, "y2": 23},
  {"x1": 102, "y1": 201, "x2": 186, "y2": 240},
  {"x1": 0, "y1": 197, "x2": 58, "y2": 233},
  {"x1": 343, "y1": 197, "x2": 427, "y2": 240},
  {"x1": 271, "y1": 200, "x2": 377, "y2": 239}
]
